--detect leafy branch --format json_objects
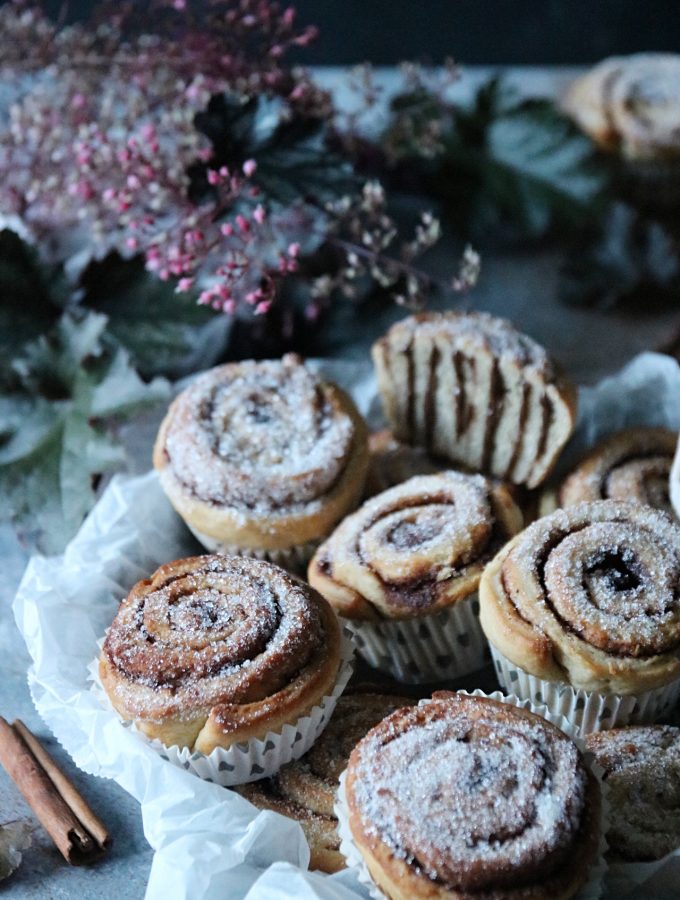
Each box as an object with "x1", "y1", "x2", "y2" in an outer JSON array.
[
  {"x1": 0, "y1": 258, "x2": 169, "y2": 553},
  {"x1": 378, "y1": 76, "x2": 608, "y2": 242}
]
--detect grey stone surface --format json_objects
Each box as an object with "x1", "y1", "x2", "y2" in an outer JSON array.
[
  {"x1": 0, "y1": 524, "x2": 153, "y2": 899},
  {"x1": 1, "y1": 66, "x2": 679, "y2": 899}
]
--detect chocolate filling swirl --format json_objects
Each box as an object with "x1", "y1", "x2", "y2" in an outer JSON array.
[
  {"x1": 502, "y1": 502, "x2": 680, "y2": 659},
  {"x1": 310, "y1": 471, "x2": 522, "y2": 619}
]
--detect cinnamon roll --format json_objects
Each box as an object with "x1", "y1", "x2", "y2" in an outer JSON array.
[
  {"x1": 100, "y1": 555, "x2": 343, "y2": 755},
  {"x1": 343, "y1": 692, "x2": 601, "y2": 900},
  {"x1": 309, "y1": 471, "x2": 522, "y2": 681},
  {"x1": 237, "y1": 692, "x2": 412, "y2": 873},
  {"x1": 153, "y1": 354, "x2": 369, "y2": 568},
  {"x1": 586, "y1": 725, "x2": 680, "y2": 862},
  {"x1": 541, "y1": 427, "x2": 677, "y2": 517},
  {"x1": 310, "y1": 471, "x2": 522, "y2": 621},
  {"x1": 563, "y1": 54, "x2": 680, "y2": 160},
  {"x1": 563, "y1": 54, "x2": 680, "y2": 209},
  {"x1": 372, "y1": 312, "x2": 577, "y2": 490},
  {"x1": 480, "y1": 501, "x2": 680, "y2": 696},
  {"x1": 365, "y1": 429, "x2": 443, "y2": 497}
]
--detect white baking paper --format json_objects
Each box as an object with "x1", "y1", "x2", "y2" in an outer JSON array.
[{"x1": 12, "y1": 352, "x2": 680, "y2": 900}]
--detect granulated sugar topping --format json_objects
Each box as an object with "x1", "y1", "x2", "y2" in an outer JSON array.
[
  {"x1": 163, "y1": 355, "x2": 356, "y2": 513},
  {"x1": 348, "y1": 695, "x2": 587, "y2": 892}
]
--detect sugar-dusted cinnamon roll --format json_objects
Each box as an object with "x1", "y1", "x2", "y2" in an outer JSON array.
[
  {"x1": 100, "y1": 555, "x2": 343, "y2": 755},
  {"x1": 372, "y1": 312, "x2": 577, "y2": 490},
  {"x1": 563, "y1": 54, "x2": 680, "y2": 161},
  {"x1": 364, "y1": 429, "x2": 443, "y2": 497},
  {"x1": 238, "y1": 691, "x2": 411, "y2": 873},
  {"x1": 309, "y1": 471, "x2": 522, "y2": 682},
  {"x1": 153, "y1": 354, "x2": 369, "y2": 568},
  {"x1": 480, "y1": 501, "x2": 680, "y2": 696},
  {"x1": 309, "y1": 471, "x2": 522, "y2": 621},
  {"x1": 343, "y1": 692, "x2": 601, "y2": 900},
  {"x1": 586, "y1": 725, "x2": 680, "y2": 862},
  {"x1": 563, "y1": 54, "x2": 680, "y2": 210},
  {"x1": 541, "y1": 427, "x2": 677, "y2": 516}
]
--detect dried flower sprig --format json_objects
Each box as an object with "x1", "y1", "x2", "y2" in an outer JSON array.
[
  {"x1": 0, "y1": 2, "x2": 324, "y2": 222},
  {"x1": 307, "y1": 181, "x2": 478, "y2": 320},
  {"x1": 0, "y1": 1, "x2": 476, "y2": 322}
]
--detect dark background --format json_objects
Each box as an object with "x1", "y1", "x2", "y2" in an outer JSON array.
[
  {"x1": 57, "y1": 0, "x2": 680, "y2": 64},
  {"x1": 293, "y1": 0, "x2": 680, "y2": 65}
]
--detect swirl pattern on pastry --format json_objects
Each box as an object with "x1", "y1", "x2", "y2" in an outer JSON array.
[
  {"x1": 238, "y1": 692, "x2": 412, "y2": 873},
  {"x1": 586, "y1": 725, "x2": 680, "y2": 862},
  {"x1": 564, "y1": 54, "x2": 680, "y2": 160},
  {"x1": 480, "y1": 500, "x2": 680, "y2": 693},
  {"x1": 345, "y1": 692, "x2": 601, "y2": 899},
  {"x1": 153, "y1": 354, "x2": 369, "y2": 554},
  {"x1": 543, "y1": 428, "x2": 676, "y2": 515},
  {"x1": 308, "y1": 472, "x2": 523, "y2": 621},
  {"x1": 372, "y1": 312, "x2": 577, "y2": 489},
  {"x1": 100, "y1": 555, "x2": 342, "y2": 754}
]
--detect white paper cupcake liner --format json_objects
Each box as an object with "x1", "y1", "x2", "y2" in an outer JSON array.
[
  {"x1": 186, "y1": 523, "x2": 318, "y2": 573},
  {"x1": 335, "y1": 689, "x2": 608, "y2": 900},
  {"x1": 490, "y1": 644, "x2": 680, "y2": 735},
  {"x1": 344, "y1": 593, "x2": 488, "y2": 683},
  {"x1": 89, "y1": 629, "x2": 354, "y2": 787}
]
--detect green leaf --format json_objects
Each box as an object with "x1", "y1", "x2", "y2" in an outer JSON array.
[
  {"x1": 194, "y1": 94, "x2": 358, "y2": 210},
  {"x1": 0, "y1": 229, "x2": 68, "y2": 370},
  {"x1": 560, "y1": 203, "x2": 680, "y2": 309},
  {"x1": 80, "y1": 254, "x2": 225, "y2": 380},
  {"x1": 0, "y1": 397, "x2": 60, "y2": 464},
  {"x1": 383, "y1": 76, "x2": 608, "y2": 241},
  {"x1": 10, "y1": 311, "x2": 109, "y2": 396},
  {"x1": 0, "y1": 310, "x2": 168, "y2": 553},
  {"x1": 479, "y1": 100, "x2": 606, "y2": 237},
  {"x1": 254, "y1": 117, "x2": 359, "y2": 207}
]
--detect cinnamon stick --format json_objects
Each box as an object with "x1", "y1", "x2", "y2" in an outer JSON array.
[
  {"x1": 13, "y1": 720, "x2": 111, "y2": 852},
  {"x1": 0, "y1": 717, "x2": 110, "y2": 864}
]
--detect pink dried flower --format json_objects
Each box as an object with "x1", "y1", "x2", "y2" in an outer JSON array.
[{"x1": 0, "y1": 2, "x2": 470, "y2": 322}]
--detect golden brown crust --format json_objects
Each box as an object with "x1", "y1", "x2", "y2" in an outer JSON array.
[
  {"x1": 371, "y1": 312, "x2": 577, "y2": 490},
  {"x1": 237, "y1": 782, "x2": 345, "y2": 874},
  {"x1": 153, "y1": 355, "x2": 369, "y2": 557},
  {"x1": 345, "y1": 693, "x2": 601, "y2": 900},
  {"x1": 237, "y1": 692, "x2": 412, "y2": 874},
  {"x1": 480, "y1": 500, "x2": 680, "y2": 693},
  {"x1": 586, "y1": 725, "x2": 680, "y2": 862},
  {"x1": 308, "y1": 471, "x2": 523, "y2": 621},
  {"x1": 100, "y1": 555, "x2": 342, "y2": 753},
  {"x1": 540, "y1": 428, "x2": 677, "y2": 516}
]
